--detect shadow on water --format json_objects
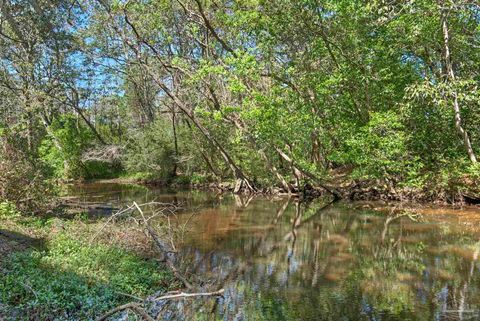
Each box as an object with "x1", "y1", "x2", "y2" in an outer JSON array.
[{"x1": 63, "y1": 183, "x2": 480, "y2": 321}]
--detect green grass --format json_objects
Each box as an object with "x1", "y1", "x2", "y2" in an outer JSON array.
[{"x1": 0, "y1": 234, "x2": 175, "y2": 320}]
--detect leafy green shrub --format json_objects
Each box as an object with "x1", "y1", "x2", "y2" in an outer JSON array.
[
  {"x1": 403, "y1": 81, "x2": 470, "y2": 164},
  {"x1": 174, "y1": 174, "x2": 192, "y2": 185},
  {"x1": 39, "y1": 114, "x2": 94, "y2": 179},
  {"x1": 123, "y1": 119, "x2": 176, "y2": 180},
  {"x1": 421, "y1": 160, "x2": 480, "y2": 199},
  {"x1": 331, "y1": 111, "x2": 413, "y2": 182},
  {"x1": 190, "y1": 173, "x2": 209, "y2": 185},
  {"x1": 0, "y1": 201, "x2": 21, "y2": 219},
  {"x1": 83, "y1": 160, "x2": 124, "y2": 179}
]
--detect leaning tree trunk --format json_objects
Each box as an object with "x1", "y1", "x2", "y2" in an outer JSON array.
[
  {"x1": 226, "y1": 114, "x2": 293, "y2": 193},
  {"x1": 70, "y1": 88, "x2": 107, "y2": 145},
  {"x1": 157, "y1": 80, "x2": 256, "y2": 193},
  {"x1": 184, "y1": 119, "x2": 222, "y2": 178},
  {"x1": 274, "y1": 146, "x2": 342, "y2": 199},
  {"x1": 441, "y1": 9, "x2": 477, "y2": 163}
]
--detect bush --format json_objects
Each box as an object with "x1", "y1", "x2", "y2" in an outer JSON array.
[
  {"x1": 421, "y1": 160, "x2": 480, "y2": 200},
  {"x1": 123, "y1": 119, "x2": 176, "y2": 180},
  {"x1": 0, "y1": 201, "x2": 21, "y2": 219},
  {"x1": 331, "y1": 111, "x2": 413, "y2": 182},
  {"x1": 38, "y1": 114, "x2": 94, "y2": 179},
  {"x1": 83, "y1": 160, "x2": 123, "y2": 179}
]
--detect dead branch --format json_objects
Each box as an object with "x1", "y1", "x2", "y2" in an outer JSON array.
[
  {"x1": 89, "y1": 200, "x2": 191, "y2": 289},
  {"x1": 153, "y1": 289, "x2": 224, "y2": 301},
  {"x1": 97, "y1": 289, "x2": 224, "y2": 321},
  {"x1": 92, "y1": 200, "x2": 228, "y2": 321},
  {"x1": 133, "y1": 201, "x2": 194, "y2": 290},
  {"x1": 89, "y1": 203, "x2": 136, "y2": 244},
  {"x1": 82, "y1": 145, "x2": 124, "y2": 163},
  {"x1": 89, "y1": 201, "x2": 179, "y2": 244}
]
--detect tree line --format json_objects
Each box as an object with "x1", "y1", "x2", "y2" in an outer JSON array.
[{"x1": 1, "y1": 0, "x2": 479, "y2": 209}]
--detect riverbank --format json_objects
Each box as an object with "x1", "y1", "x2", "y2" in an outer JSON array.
[
  {"x1": 74, "y1": 173, "x2": 480, "y2": 206},
  {"x1": 0, "y1": 207, "x2": 178, "y2": 320}
]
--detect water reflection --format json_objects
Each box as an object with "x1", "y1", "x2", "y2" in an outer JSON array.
[
  {"x1": 174, "y1": 197, "x2": 480, "y2": 321},
  {"x1": 65, "y1": 183, "x2": 480, "y2": 320}
]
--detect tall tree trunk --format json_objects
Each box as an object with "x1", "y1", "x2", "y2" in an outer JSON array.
[
  {"x1": 171, "y1": 106, "x2": 178, "y2": 177},
  {"x1": 441, "y1": 9, "x2": 477, "y2": 163},
  {"x1": 24, "y1": 92, "x2": 33, "y2": 153}
]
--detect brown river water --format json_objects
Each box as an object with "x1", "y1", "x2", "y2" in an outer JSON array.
[{"x1": 64, "y1": 182, "x2": 480, "y2": 321}]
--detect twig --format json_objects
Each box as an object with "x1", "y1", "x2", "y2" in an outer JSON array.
[
  {"x1": 89, "y1": 204, "x2": 135, "y2": 244},
  {"x1": 89, "y1": 201, "x2": 179, "y2": 244},
  {"x1": 97, "y1": 289, "x2": 224, "y2": 320},
  {"x1": 21, "y1": 281, "x2": 38, "y2": 300}
]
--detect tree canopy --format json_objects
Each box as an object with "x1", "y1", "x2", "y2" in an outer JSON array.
[{"x1": 1, "y1": 0, "x2": 480, "y2": 206}]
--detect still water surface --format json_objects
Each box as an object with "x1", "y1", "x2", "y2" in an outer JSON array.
[{"x1": 65, "y1": 183, "x2": 480, "y2": 321}]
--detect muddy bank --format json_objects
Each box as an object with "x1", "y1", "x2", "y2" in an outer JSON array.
[
  {"x1": 190, "y1": 180, "x2": 480, "y2": 205},
  {"x1": 70, "y1": 176, "x2": 480, "y2": 205}
]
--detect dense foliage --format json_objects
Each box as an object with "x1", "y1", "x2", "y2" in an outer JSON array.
[{"x1": 1, "y1": 0, "x2": 479, "y2": 202}]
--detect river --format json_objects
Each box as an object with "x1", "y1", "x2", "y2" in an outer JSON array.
[{"x1": 64, "y1": 182, "x2": 480, "y2": 321}]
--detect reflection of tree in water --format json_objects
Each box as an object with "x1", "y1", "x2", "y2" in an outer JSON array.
[{"x1": 151, "y1": 197, "x2": 480, "y2": 321}]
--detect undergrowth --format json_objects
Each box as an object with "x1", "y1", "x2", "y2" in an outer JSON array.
[{"x1": 0, "y1": 207, "x2": 176, "y2": 321}]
